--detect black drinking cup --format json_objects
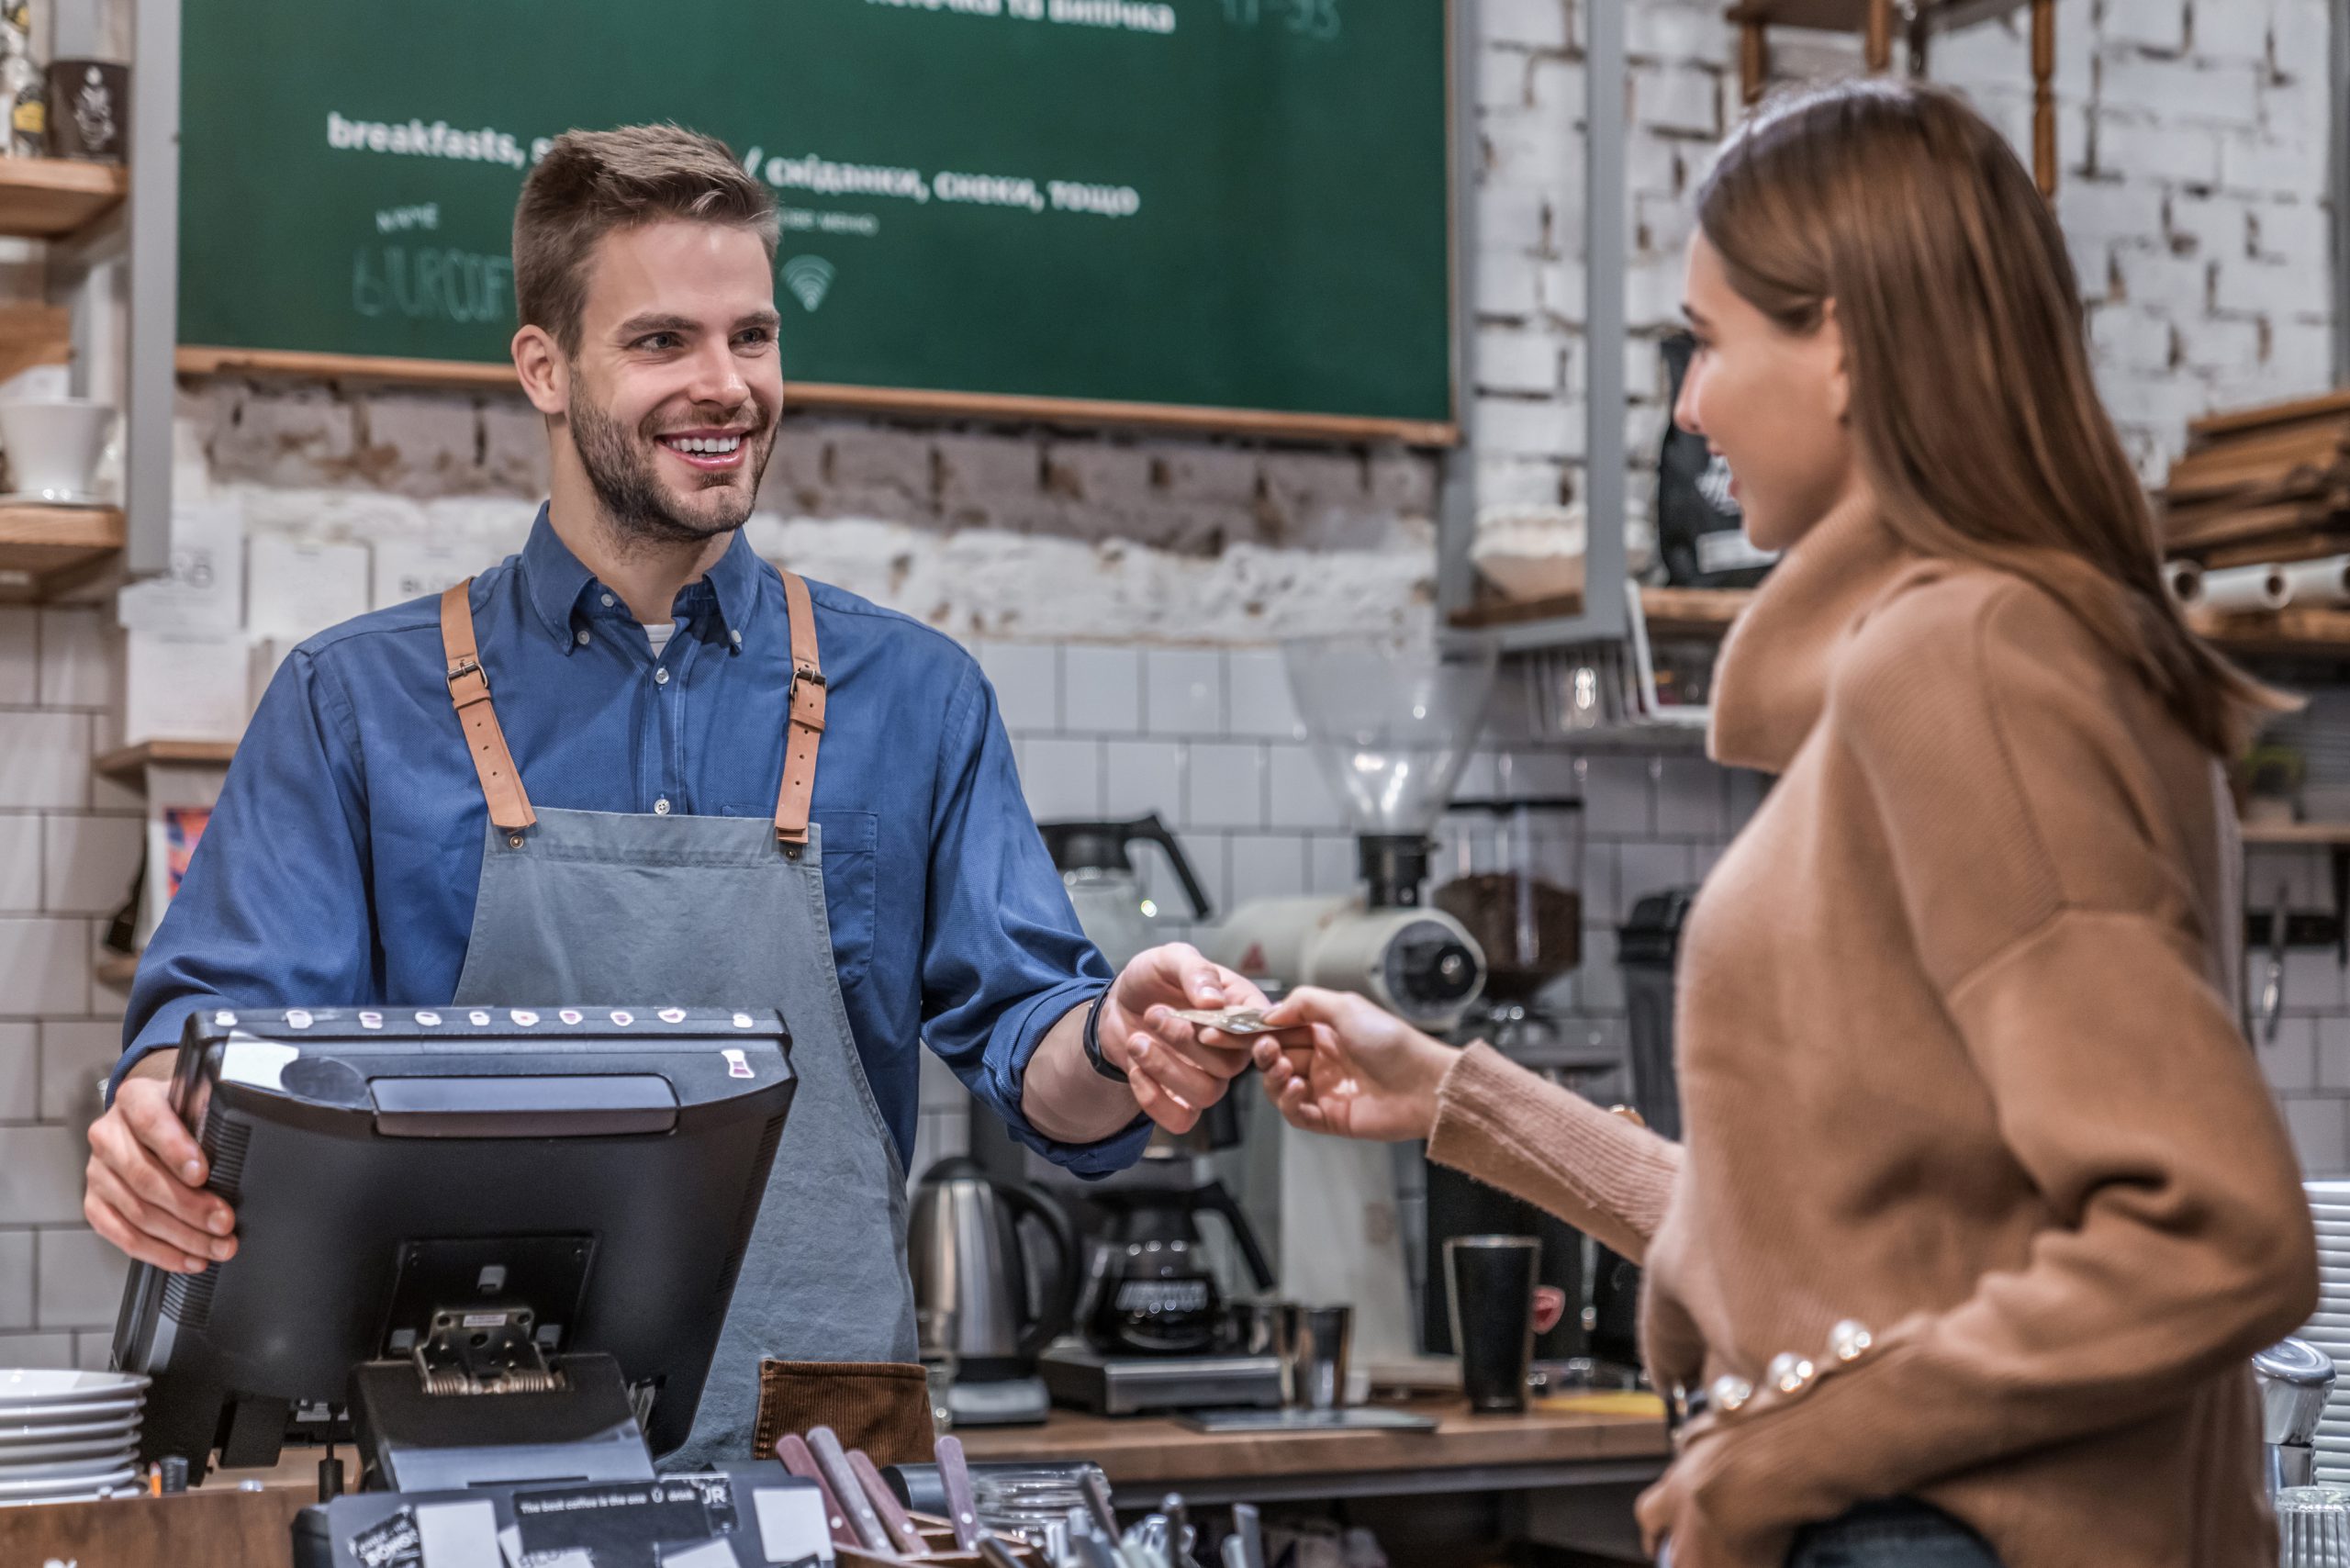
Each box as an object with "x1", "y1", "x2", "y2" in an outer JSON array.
[{"x1": 1446, "y1": 1235, "x2": 1541, "y2": 1413}]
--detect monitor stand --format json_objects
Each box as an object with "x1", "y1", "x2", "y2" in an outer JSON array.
[{"x1": 351, "y1": 1337, "x2": 655, "y2": 1493}]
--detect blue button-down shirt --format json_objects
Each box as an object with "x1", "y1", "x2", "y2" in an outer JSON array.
[{"x1": 120, "y1": 509, "x2": 1147, "y2": 1176}]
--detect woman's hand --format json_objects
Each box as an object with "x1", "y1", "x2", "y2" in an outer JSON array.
[
  {"x1": 1248, "y1": 986, "x2": 1456, "y2": 1143},
  {"x1": 1635, "y1": 1427, "x2": 1792, "y2": 1568}
]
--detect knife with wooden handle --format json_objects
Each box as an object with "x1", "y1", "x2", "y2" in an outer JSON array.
[
  {"x1": 773, "y1": 1433, "x2": 859, "y2": 1550},
  {"x1": 934, "y1": 1434, "x2": 982, "y2": 1550},
  {"x1": 847, "y1": 1448, "x2": 931, "y2": 1558},
  {"x1": 804, "y1": 1426, "x2": 893, "y2": 1552}
]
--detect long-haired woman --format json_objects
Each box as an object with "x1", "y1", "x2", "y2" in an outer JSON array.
[{"x1": 1249, "y1": 79, "x2": 2318, "y2": 1568}]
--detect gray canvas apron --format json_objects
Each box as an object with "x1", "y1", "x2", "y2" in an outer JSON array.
[{"x1": 432, "y1": 573, "x2": 917, "y2": 1472}]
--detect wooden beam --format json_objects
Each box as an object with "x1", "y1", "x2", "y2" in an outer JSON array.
[
  {"x1": 2031, "y1": 0, "x2": 2057, "y2": 197},
  {"x1": 178, "y1": 346, "x2": 1463, "y2": 448},
  {"x1": 1865, "y1": 0, "x2": 1895, "y2": 72}
]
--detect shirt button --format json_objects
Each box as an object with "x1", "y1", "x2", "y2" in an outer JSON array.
[
  {"x1": 654, "y1": 798, "x2": 671, "y2": 816},
  {"x1": 574, "y1": 629, "x2": 590, "y2": 646},
  {"x1": 653, "y1": 667, "x2": 670, "y2": 687},
  {"x1": 729, "y1": 629, "x2": 743, "y2": 646},
  {"x1": 600, "y1": 593, "x2": 615, "y2": 608}
]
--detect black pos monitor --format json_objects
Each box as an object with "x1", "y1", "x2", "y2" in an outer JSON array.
[{"x1": 112, "y1": 1004, "x2": 794, "y2": 1493}]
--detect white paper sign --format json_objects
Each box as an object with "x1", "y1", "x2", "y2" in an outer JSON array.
[
  {"x1": 118, "y1": 502, "x2": 243, "y2": 633},
  {"x1": 371, "y1": 537, "x2": 481, "y2": 611},
  {"x1": 124, "y1": 628, "x2": 246, "y2": 744},
  {"x1": 753, "y1": 1485, "x2": 836, "y2": 1564},
  {"x1": 415, "y1": 1499, "x2": 502, "y2": 1568},
  {"x1": 247, "y1": 533, "x2": 371, "y2": 641}
]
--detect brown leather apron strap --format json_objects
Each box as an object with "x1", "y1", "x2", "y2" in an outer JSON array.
[
  {"x1": 775, "y1": 568, "x2": 825, "y2": 849},
  {"x1": 440, "y1": 579, "x2": 538, "y2": 834}
]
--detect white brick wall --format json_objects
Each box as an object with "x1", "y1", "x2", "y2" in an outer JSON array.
[{"x1": 1470, "y1": 0, "x2": 2337, "y2": 509}]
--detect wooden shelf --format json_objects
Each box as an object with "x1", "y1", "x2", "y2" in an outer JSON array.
[
  {"x1": 0, "y1": 505, "x2": 123, "y2": 600},
  {"x1": 1448, "y1": 588, "x2": 1583, "y2": 630},
  {"x1": 0, "y1": 157, "x2": 126, "y2": 239},
  {"x1": 1723, "y1": 0, "x2": 2032, "y2": 33},
  {"x1": 1640, "y1": 585, "x2": 1755, "y2": 637},
  {"x1": 2189, "y1": 606, "x2": 2350, "y2": 657},
  {"x1": 2242, "y1": 821, "x2": 2350, "y2": 847},
  {"x1": 95, "y1": 738, "x2": 239, "y2": 790},
  {"x1": 1448, "y1": 585, "x2": 1755, "y2": 640},
  {"x1": 95, "y1": 951, "x2": 138, "y2": 990}
]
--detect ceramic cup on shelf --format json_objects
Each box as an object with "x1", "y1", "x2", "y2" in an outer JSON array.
[{"x1": 0, "y1": 398, "x2": 116, "y2": 503}]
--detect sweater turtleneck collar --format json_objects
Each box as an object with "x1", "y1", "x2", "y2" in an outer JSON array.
[{"x1": 1707, "y1": 492, "x2": 1915, "y2": 774}]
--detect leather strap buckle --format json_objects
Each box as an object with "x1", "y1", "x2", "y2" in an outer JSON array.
[{"x1": 789, "y1": 665, "x2": 827, "y2": 734}]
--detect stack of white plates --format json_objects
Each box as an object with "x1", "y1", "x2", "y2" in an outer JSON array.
[{"x1": 0, "y1": 1370, "x2": 148, "y2": 1507}]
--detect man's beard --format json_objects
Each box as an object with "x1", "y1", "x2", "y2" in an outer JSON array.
[{"x1": 567, "y1": 389, "x2": 777, "y2": 548}]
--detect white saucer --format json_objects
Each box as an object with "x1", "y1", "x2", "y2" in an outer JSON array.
[
  {"x1": 0, "y1": 1453, "x2": 140, "y2": 1483},
  {"x1": 0, "y1": 1416, "x2": 139, "y2": 1446},
  {"x1": 0, "y1": 1399, "x2": 141, "y2": 1428},
  {"x1": 0, "y1": 489, "x2": 108, "y2": 509},
  {"x1": 0, "y1": 1463, "x2": 136, "y2": 1496},
  {"x1": 0, "y1": 1372, "x2": 148, "y2": 1409},
  {"x1": 0, "y1": 1434, "x2": 136, "y2": 1462}
]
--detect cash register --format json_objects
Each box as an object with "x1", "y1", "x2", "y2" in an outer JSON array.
[{"x1": 109, "y1": 1004, "x2": 845, "y2": 1567}]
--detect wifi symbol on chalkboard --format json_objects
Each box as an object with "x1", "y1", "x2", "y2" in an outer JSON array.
[{"x1": 783, "y1": 255, "x2": 834, "y2": 313}]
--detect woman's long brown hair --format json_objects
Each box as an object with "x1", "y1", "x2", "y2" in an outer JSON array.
[{"x1": 1695, "y1": 78, "x2": 2286, "y2": 756}]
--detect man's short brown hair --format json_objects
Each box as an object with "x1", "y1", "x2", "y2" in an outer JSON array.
[{"x1": 512, "y1": 124, "x2": 779, "y2": 353}]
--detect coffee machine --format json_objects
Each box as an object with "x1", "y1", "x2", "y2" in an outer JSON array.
[
  {"x1": 1038, "y1": 1164, "x2": 1290, "y2": 1417},
  {"x1": 1037, "y1": 813, "x2": 1214, "y2": 972}
]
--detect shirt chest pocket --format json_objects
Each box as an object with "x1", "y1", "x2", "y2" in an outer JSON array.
[{"x1": 721, "y1": 803, "x2": 878, "y2": 991}]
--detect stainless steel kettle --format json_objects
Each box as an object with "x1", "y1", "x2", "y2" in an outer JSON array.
[
  {"x1": 908, "y1": 1157, "x2": 1080, "y2": 1376},
  {"x1": 2255, "y1": 1336, "x2": 2337, "y2": 1494}
]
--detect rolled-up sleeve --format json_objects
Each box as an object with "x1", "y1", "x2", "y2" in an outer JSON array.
[
  {"x1": 918, "y1": 660, "x2": 1148, "y2": 1178},
  {"x1": 113, "y1": 647, "x2": 376, "y2": 1097}
]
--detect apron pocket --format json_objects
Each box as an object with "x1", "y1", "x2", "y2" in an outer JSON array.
[
  {"x1": 810, "y1": 809, "x2": 878, "y2": 992},
  {"x1": 752, "y1": 1359, "x2": 933, "y2": 1466},
  {"x1": 721, "y1": 804, "x2": 879, "y2": 991}
]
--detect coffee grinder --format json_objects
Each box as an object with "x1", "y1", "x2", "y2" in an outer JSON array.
[{"x1": 1203, "y1": 632, "x2": 1498, "y2": 1033}]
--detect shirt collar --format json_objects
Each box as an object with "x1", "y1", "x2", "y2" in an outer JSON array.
[
  {"x1": 520, "y1": 505, "x2": 596, "y2": 650},
  {"x1": 699, "y1": 529, "x2": 761, "y2": 649},
  {"x1": 520, "y1": 505, "x2": 764, "y2": 654}
]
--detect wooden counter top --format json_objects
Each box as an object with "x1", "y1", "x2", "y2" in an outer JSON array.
[{"x1": 956, "y1": 1395, "x2": 1668, "y2": 1493}]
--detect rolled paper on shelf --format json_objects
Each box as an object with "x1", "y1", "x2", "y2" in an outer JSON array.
[
  {"x1": 2278, "y1": 554, "x2": 2350, "y2": 609},
  {"x1": 2199, "y1": 563, "x2": 2290, "y2": 614},
  {"x1": 2164, "y1": 558, "x2": 2204, "y2": 606}
]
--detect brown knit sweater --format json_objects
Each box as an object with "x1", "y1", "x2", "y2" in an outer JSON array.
[{"x1": 1428, "y1": 499, "x2": 2319, "y2": 1567}]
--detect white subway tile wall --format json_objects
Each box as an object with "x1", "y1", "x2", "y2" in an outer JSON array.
[{"x1": 0, "y1": 606, "x2": 134, "y2": 1366}]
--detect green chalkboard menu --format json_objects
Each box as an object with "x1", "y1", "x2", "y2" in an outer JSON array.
[{"x1": 176, "y1": 0, "x2": 1458, "y2": 442}]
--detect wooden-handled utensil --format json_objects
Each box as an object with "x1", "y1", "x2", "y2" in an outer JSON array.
[
  {"x1": 805, "y1": 1426, "x2": 893, "y2": 1553},
  {"x1": 774, "y1": 1433, "x2": 859, "y2": 1550},
  {"x1": 846, "y1": 1447, "x2": 930, "y2": 1558},
  {"x1": 934, "y1": 1434, "x2": 981, "y2": 1551}
]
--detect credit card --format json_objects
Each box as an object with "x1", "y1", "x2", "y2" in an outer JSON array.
[{"x1": 1171, "y1": 1006, "x2": 1279, "y2": 1035}]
